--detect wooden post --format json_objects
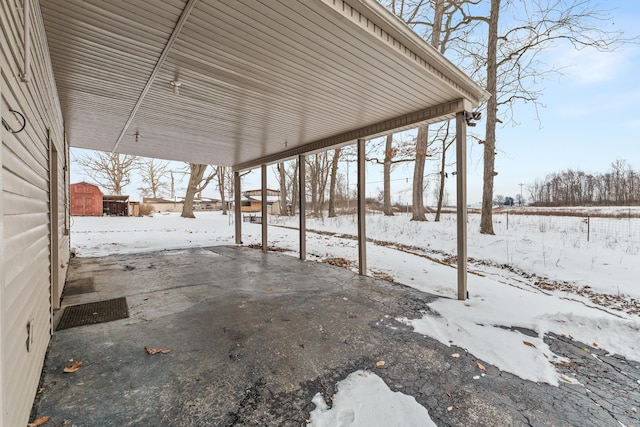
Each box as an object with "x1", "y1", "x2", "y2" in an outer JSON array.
[
  {"x1": 357, "y1": 138, "x2": 367, "y2": 275},
  {"x1": 456, "y1": 112, "x2": 468, "y2": 300},
  {"x1": 299, "y1": 155, "x2": 306, "y2": 260}
]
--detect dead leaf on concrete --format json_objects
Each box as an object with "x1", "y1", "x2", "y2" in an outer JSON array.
[
  {"x1": 376, "y1": 360, "x2": 385, "y2": 367},
  {"x1": 28, "y1": 415, "x2": 50, "y2": 426},
  {"x1": 560, "y1": 375, "x2": 573, "y2": 383},
  {"x1": 63, "y1": 360, "x2": 82, "y2": 373},
  {"x1": 477, "y1": 362, "x2": 486, "y2": 371},
  {"x1": 592, "y1": 342, "x2": 598, "y2": 347},
  {"x1": 145, "y1": 346, "x2": 171, "y2": 355},
  {"x1": 358, "y1": 372, "x2": 368, "y2": 378},
  {"x1": 523, "y1": 341, "x2": 536, "y2": 348}
]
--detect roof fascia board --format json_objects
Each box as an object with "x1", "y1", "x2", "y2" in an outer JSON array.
[
  {"x1": 336, "y1": 0, "x2": 490, "y2": 104},
  {"x1": 233, "y1": 98, "x2": 470, "y2": 171}
]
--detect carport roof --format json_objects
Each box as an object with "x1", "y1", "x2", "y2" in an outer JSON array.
[{"x1": 41, "y1": 0, "x2": 489, "y2": 169}]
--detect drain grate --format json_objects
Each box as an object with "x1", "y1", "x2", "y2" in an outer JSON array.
[{"x1": 56, "y1": 297, "x2": 129, "y2": 331}]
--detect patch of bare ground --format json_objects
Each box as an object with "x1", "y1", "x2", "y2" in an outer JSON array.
[
  {"x1": 323, "y1": 257, "x2": 352, "y2": 268},
  {"x1": 271, "y1": 224, "x2": 640, "y2": 317},
  {"x1": 246, "y1": 244, "x2": 290, "y2": 252}
]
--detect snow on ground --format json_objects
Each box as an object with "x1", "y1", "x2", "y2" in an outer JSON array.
[
  {"x1": 71, "y1": 210, "x2": 640, "y2": 417},
  {"x1": 309, "y1": 370, "x2": 436, "y2": 427}
]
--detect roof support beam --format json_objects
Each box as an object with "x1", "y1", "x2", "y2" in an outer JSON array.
[
  {"x1": 357, "y1": 138, "x2": 367, "y2": 276},
  {"x1": 456, "y1": 111, "x2": 468, "y2": 300},
  {"x1": 111, "y1": 0, "x2": 199, "y2": 152},
  {"x1": 298, "y1": 155, "x2": 306, "y2": 260},
  {"x1": 233, "y1": 99, "x2": 467, "y2": 172}
]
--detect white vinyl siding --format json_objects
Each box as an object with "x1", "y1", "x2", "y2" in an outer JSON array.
[{"x1": 1, "y1": 0, "x2": 69, "y2": 425}]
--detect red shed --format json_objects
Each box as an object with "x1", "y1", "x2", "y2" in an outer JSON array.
[{"x1": 70, "y1": 182, "x2": 103, "y2": 216}]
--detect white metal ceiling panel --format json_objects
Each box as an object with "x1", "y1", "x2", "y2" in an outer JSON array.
[{"x1": 41, "y1": 0, "x2": 488, "y2": 167}]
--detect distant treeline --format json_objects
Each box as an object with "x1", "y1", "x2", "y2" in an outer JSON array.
[{"x1": 529, "y1": 160, "x2": 639, "y2": 206}]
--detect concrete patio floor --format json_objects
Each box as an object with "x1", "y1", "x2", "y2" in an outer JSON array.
[{"x1": 31, "y1": 246, "x2": 640, "y2": 426}]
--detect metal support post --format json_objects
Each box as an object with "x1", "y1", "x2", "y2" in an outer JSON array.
[
  {"x1": 299, "y1": 155, "x2": 306, "y2": 260},
  {"x1": 456, "y1": 112, "x2": 468, "y2": 300},
  {"x1": 234, "y1": 171, "x2": 241, "y2": 244},
  {"x1": 357, "y1": 138, "x2": 367, "y2": 275},
  {"x1": 261, "y1": 164, "x2": 268, "y2": 252}
]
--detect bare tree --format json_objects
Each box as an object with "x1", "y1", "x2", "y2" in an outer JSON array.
[
  {"x1": 528, "y1": 161, "x2": 639, "y2": 206},
  {"x1": 307, "y1": 153, "x2": 331, "y2": 217},
  {"x1": 76, "y1": 151, "x2": 139, "y2": 195},
  {"x1": 328, "y1": 148, "x2": 341, "y2": 218},
  {"x1": 282, "y1": 160, "x2": 299, "y2": 215},
  {"x1": 384, "y1": 0, "x2": 467, "y2": 221},
  {"x1": 456, "y1": 0, "x2": 626, "y2": 233},
  {"x1": 277, "y1": 162, "x2": 288, "y2": 215},
  {"x1": 411, "y1": 125, "x2": 429, "y2": 220},
  {"x1": 181, "y1": 164, "x2": 217, "y2": 218},
  {"x1": 366, "y1": 134, "x2": 414, "y2": 216},
  {"x1": 138, "y1": 158, "x2": 170, "y2": 198},
  {"x1": 432, "y1": 122, "x2": 455, "y2": 221},
  {"x1": 216, "y1": 166, "x2": 228, "y2": 215}
]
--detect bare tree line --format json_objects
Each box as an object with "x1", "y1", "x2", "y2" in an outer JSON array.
[{"x1": 528, "y1": 160, "x2": 639, "y2": 206}]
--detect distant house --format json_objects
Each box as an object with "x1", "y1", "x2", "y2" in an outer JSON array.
[
  {"x1": 143, "y1": 197, "x2": 184, "y2": 213},
  {"x1": 70, "y1": 182, "x2": 103, "y2": 216},
  {"x1": 234, "y1": 189, "x2": 281, "y2": 213},
  {"x1": 193, "y1": 198, "x2": 222, "y2": 210}
]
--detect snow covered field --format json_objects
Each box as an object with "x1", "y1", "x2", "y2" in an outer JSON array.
[{"x1": 71, "y1": 210, "x2": 640, "y2": 424}]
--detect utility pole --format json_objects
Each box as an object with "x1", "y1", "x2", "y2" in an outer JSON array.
[{"x1": 518, "y1": 182, "x2": 524, "y2": 206}]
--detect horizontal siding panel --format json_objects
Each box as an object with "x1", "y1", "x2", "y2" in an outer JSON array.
[
  {"x1": 4, "y1": 271, "x2": 50, "y2": 426},
  {"x1": 1, "y1": 135, "x2": 49, "y2": 189},
  {"x1": 1, "y1": 190, "x2": 49, "y2": 215},
  {"x1": 2, "y1": 1, "x2": 66, "y2": 426},
  {"x1": 2, "y1": 165, "x2": 48, "y2": 203},
  {"x1": 3, "y1": 231, "x2": 49, "y2": 303}
]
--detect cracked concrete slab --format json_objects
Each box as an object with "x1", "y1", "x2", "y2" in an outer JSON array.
[{"x1": 32, "y1": 247, "x2": 639, "y2": 426}]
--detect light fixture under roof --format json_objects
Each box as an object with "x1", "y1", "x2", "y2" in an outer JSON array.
[{"x1": 170, "y1": 79, "x2": 182, "y2": 95}]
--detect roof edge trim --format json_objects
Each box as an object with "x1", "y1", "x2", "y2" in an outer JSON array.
[
  {"x1": 233, "y1": 98, "x2": 470, "y2": 171},
  {"x1": 347, "y1": 0, "x2": 490, "y2": 104}
]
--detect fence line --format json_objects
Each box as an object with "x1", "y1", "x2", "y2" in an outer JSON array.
[{"x1": 489, "y1": 210, "x2": 640, "y2": 251}]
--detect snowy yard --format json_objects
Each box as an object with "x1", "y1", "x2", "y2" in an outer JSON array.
[{"x1": 70, "y1": 210, "x2": 640, "y2": 424}]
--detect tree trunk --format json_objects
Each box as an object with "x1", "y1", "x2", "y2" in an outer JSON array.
[
  {"x1": 310, "y1": 157, "x2": 319, "y2": 217},
  {"x1": 480, "y1": 0, "x2": 500, "y2": 235},
  {"x1": 410, "y1": 0, "x2": 443, "y2": 222},
  {"x1": 182, "y1": 164, "x2": 208, "y2": 218},
  {"x1": 383, "y1": 134, "x2": 394, "y2": 216},
  {"x1": 278, "y1": 162, "x2": 287, "y2": 215},
  {"x1": 435, "y1": 139, "x2": 446, "y2": 222},
  {"x1": 328, "y1": 148, "x2": 341, "y2": 218},
  {"x1": 218, "y1": 166, "x2": 227, "y2": 215},
  {"x1": 291, "y1": 160, "x2": 299, "y2": 215},
  {"x1": 411, "y1": 125, "x2": 428, "y2": 221}
]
